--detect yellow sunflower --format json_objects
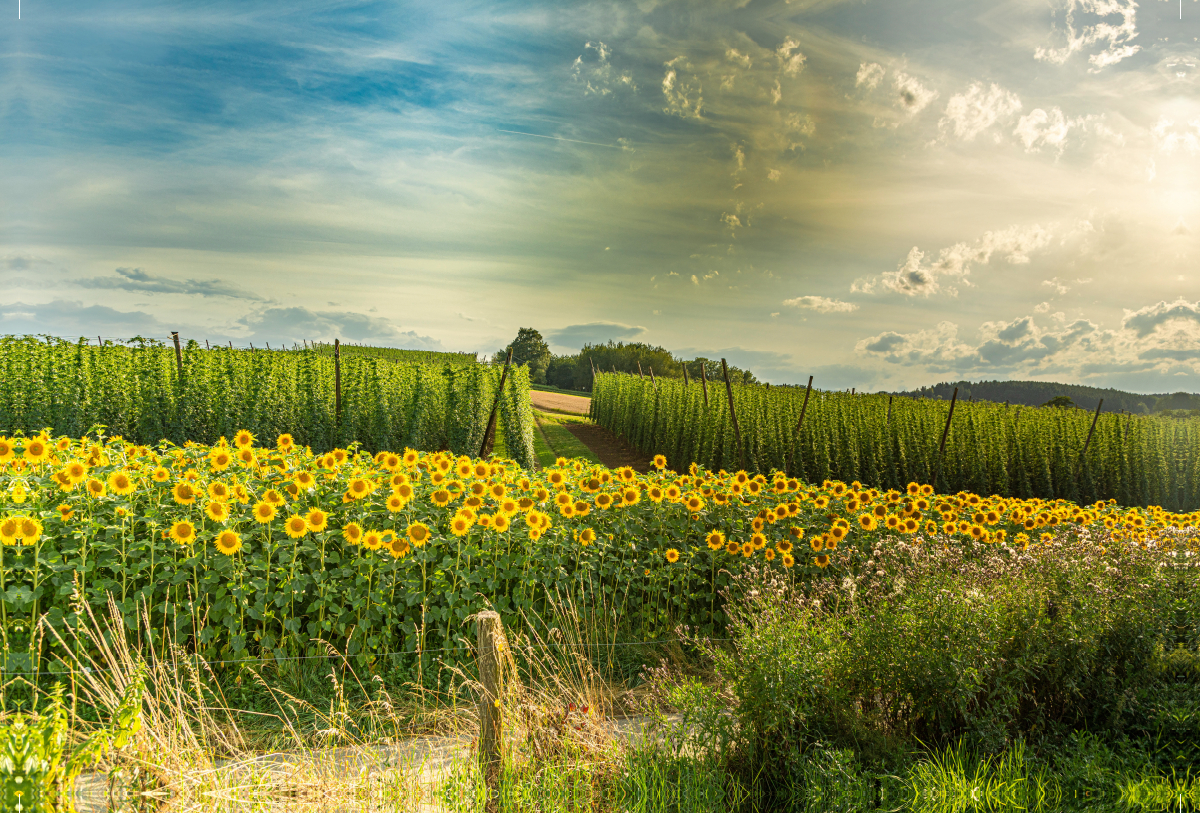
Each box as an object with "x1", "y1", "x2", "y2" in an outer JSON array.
[
  {"x1": 408, "y1": 521, "x2": 431, "y2": 547},
  {"x1": 665, "y1": 548, "x2": 680, "y2": 563},
  {"x1": 252, "y1": 501, "x2": 277, "y2": 523},
  {"x1": 215, "y1": 530, "x2": 242, "y2": 555},
  {"x1": 107, "y1": 471, "x2": 136, "y2": 496},
  {"x1": 169, "y1": 520, "x2": 197, "y2": 545},
  {"x1": 233, "y1": 430, "x2": 255, "y2": 449},
  {"x1": 205, "y1": 501, "x2": 230, "y2": 522}
]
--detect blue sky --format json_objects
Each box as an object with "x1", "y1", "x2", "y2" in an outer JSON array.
[{"x1": 3, "y1": 0, "x2": 1200, "y2": 392}]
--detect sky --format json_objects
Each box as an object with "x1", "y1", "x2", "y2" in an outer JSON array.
[{"x1": 3, "y1": 0, "x2": 1200, "y2": 393}]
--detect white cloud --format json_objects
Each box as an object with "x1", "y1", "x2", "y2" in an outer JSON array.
[
  {"x1": 1035, "y1": 0, "x2": 1140, "y2": 72},
  {"x1": 1151, "y1": 117, "x2": 1200, "y2": 155},
  {"x1": 781, "y1": 295, "x2": 859, "y2": 313},
  {"x1": 777, "y1": 37, "x2": 806, "y2": 77},
  {"x1": 726, "y1": 48, "x2": 752, "y2": 69},
  {"x1": 938, "y1": 82, "x2": 1022, "y2": 142},
  {"x1": 1014, "y1": 107, "x2": 1081, "y2": 154},
  {"x1": 572, "y1": 41, "x2": 636, "y2": 96},
  {"x1": 766, "y1": 168, "x2": 781, "y2": 181},
  {"x1": 893, "y1": 72, "x2": 938, "y2": 117},
  {"x1": 855, "y1": 62, "x2": 885, "y2": 91},
  {"x1": 856, "y1": 224, "x2": 1054, "y2": 297},
  {"x1": 663, "y1": 56, "x2": 703, "y2": 118},
  {"x1": 1034, "y1": 301, "x2": 1051, "y2": 313},
  {"x1": 1122, "y1": 298, "x2": 1200, "y2": 337}
]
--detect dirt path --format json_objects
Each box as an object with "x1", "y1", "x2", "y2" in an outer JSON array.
[
  {"x1": 530, "y1": 390, "x2": 591, "y2": 415},
  {"x1": 75, "y1": 714, "x2": 680, "y2": 812},
  {"x1": 564, "y1": 424, "x2": 654, "y2": 473}
]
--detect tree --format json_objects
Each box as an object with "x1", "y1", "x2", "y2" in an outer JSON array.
[
  {"x1": 1043, "y1": 395, "x2": 1075, "y2": 409},
  {"x1": 496, "y1": 328, "x2": 551, "y2": 384}
]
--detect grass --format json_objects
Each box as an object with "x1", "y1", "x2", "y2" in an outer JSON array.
[
  {"x1": 531, "y1": 384, "x2": 590, "y2": 395},
  {"x1": 534, "y1": 410, "x2": 602, "y2": 465}
]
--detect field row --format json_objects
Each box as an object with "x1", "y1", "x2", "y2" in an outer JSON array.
[
  {"x1": 2, "y1": 432, "x2": 1195, "y2": 673},
  {"x1": 591, "y1": 371, "x2": 1200, "y2": 510}
]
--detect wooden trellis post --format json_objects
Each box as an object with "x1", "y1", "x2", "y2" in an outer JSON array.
[
  {"x1": 476, "y1": 611, "x2": 504, "y2": 812},
  {"x1": 700, "y1": 364, "x2": 710, "y2": 407},
  {"x1": 334, "y1": 338, "x2": 342, "y2": 426},
  {"x1": 170, "y1": 332, "x2": 183, "y2": 377},
  {"x1": 721, "y1": 358, "x2": 745, "y2": 471},
  {"x1": 794, "y1": 376, "x2": 814, "y2": 435},
  {"x1": 932, "y1": 386, "x2": 958, "y2": 488}
]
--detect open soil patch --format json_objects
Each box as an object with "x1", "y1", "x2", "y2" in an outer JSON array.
[
  {"x1": 530, "y1": 390, "x2": 591, "y2": 415},
  {"x1": 564, "y1": 423, "x2": 654, "y2": 472}
]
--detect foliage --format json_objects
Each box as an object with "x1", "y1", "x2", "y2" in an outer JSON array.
[
  {"x1": 496, "y1": 329, "x2": 552, "y2": 385},
  {"x1": 1, "y1": 671, "x2": 144, "y2": 813},
  {"x1": 1044, "y1": 395, "x2": 1076, "y2": 409},
  {"x1": 590, "y1": 370, "x2": 1200, "y2": 510},
  {"x1": 0, "y1": 335, "x2": 535, "y2": 467},
  {"x1": 308, "y1": 342, "x2": 477, "y2": 365},
  {"x1": 4, "y1": 432, "x2": 1197, "y2": 687},
  {"x1": 895, "y1": 378, "x2": 1197, "y2": 414}
]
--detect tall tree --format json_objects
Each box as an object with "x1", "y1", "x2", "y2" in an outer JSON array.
[{"x1": 497, "y1": 328, "x2": 552, "y2": 384}]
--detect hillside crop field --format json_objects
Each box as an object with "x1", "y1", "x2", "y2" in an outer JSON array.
[
  {"x1": 2, "y1": 431, "x2": 1196, "y2": 677},
  {"x1": 0, "y1": 335, "x2": 535, "y2": 468},
  {"x1": 591, "y1": 371, "x2": 1200, "y2": 510}
]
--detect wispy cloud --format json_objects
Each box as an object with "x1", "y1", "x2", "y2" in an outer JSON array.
[
  {"x1": 782, "y1": 295, "x2": 858, "y2": 313},
  {"x1": 78, "y1": 267, "x2": 264, "y2": 300}
]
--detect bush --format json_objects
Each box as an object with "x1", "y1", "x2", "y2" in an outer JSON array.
[{"x1": 697, "y1": 538, "x2": 1192, "y2": 774}]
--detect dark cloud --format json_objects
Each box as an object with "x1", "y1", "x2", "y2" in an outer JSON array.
[
  {"x1": 0, "y1": 300, "x2": 170, "y2": 339},
  {"x1": 1122, "y1": 299, "x2": 1200, "y2": 337},
  {"x1": 78, "y1": 268, "x2": 264, "y2": 300},
  {"x1": 235, "y1": 307, "x2": 444, "y2": 349},
  {"x1": 545, "y1": 322, "x2": 647, "y2": 350}
]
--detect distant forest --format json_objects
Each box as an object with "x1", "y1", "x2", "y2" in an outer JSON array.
[{"x1": 892, "y1": 380, "x2": 1200, "y2": 414}]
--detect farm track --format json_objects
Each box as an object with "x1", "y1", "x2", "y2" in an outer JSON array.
[
  {"x1": 564, "y1": 424, "x2": 655, "y2": 473},
  {"x1": 75, "y1": 714, "x2": 682, "y2": 812},
  {"x1": 529, "y1": 390, "x2": 591, "y2": 415}
]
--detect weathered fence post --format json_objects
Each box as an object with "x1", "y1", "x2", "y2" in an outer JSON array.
[
  {"x1": 637, "y1": 360, "x2": 644, "y2": 379},
  {"x1": 476, "y1": 611, "x2": 504, "y2": 812},
  {"x1": 649, "y1": 366, "x2": 657, "y2": 391},
  {"x1": 97, "y1": 335, "x2": 102, "y2": 346},
  {"x1": 170, "y1": 332, "x2": 183, "y2": 377},
  {"x1": 205, "y1": 339, "x2": 210, "y2": 350},
  {"x1": 480, "y1": 348, "x2": 513, "y2": 457},
  {"x1": 932, "y1": 386, "x2": 959, "y2": 488},
  {"x1": 700, "y1": 363, "x2": 710, "y2": 407},
  {"x1": 334, "y1": 338, "x2": 342, "y2": 427},
  {"x1": 721, "y1": 358, "x2": 745, "y2": 471},
  {"x1": 886, "y1": 394, "x2": 893, "y2": 426},
  {"x1": 682, "y1": 364, "x2": 690, "y2": 386}
]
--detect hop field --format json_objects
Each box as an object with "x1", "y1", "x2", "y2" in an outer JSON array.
[{"x1": 2, "y1": 432, "x2": 1198, "y2": 678}]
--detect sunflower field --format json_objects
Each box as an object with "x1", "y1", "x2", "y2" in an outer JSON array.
[
  {"x1": 0, "y1": 335, "x2": 535, "y2": 467},
  {"x1": 2, "y1": 431, "x2": 1197, "y2": 678},
  {"x1": 591, "y1": 371, "x2": 1200, "y2": 510}
]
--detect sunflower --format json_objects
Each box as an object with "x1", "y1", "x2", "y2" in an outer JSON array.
[
  {"x1": 209, "y1": 449, "x2": 233, "y2": 471},
  {"x1": 215, "y1": 530, "x2": 242, "y2": 555},
  {"x1": 252, "y1": 501, "x2": 277, "y2": 523},
  {"x1": 388, "y1": 535, "x2": 411, "y2": 558},
  {"x1": 57, "y1": 503, "x2": 74, "y2": 521},
  {"x1": 233, "y1": 430, "x2": 255, "y2": 449},
  {"x1": 685, "y1": 495, "x2": 704, "y2": 512},
  {"x1": 408, "y1": 521, "x2": 431, "y2": 547},
  {"x1": 751, "y1": 532, "x2": 767, "y2": 550},
  {"x1": 653, "y1": 454, "x2": 668, "y2": 470},
  {"x1": 346, "y1": 478, "x2": 371, "y2": 500},
  {"x1": 276, "y1": 433, "x2": 295, "y2": 452},
  {"x1": 782, "y1": 553, "x2": 795, "y2": 569},
  {"x1": 0, "y1": 438, "x2": 13, "y2": 463},
  {"x1": 595, "y1": 493, "x2": 614, "y2": 510},
  {"x1": 665, "y1": 485, "x2": 681, "y2": 502},
  {"x1": 107, "y1": 471, "x2": 135, "y2": 496},
  {"x1": 0, "y1": 517, "x2": 17, "y2": 546},
  {"x1": 858, "y1": 514, "x2": 877, "y2": 531},
  {"x1": 706, "y1": 530, "x2": 725, "y2": 550},
  {"x1": 559, "y1": 503, "x2": 576, "y2": 518},
  {"x1": 450, "y1": 515, "x2": 473, "y2": 536},
  {"x1": 343, "y1": 521, "x2": 364, "y2": 545},
  {"x1": 86, "y1": 478, "x2": 106, "y2": 498},
  {"x1": 885, "y1": 515, "x2": 900, "y2": 530},
  {"x1": 168, "y1": 481, "x2": 195, "y2": 505},
  {"x1": 64, "y1": 461, "x2": 88, "y2": 484},
  {"x1": 665, "y1": 548, "x2": 680, "y2": 563},
  {"x1": 362, "y1": 529, "x2": 383, "y2": 550},
  {"x1": 207, "y1": 482, "x2": 230, "y2": 502},
  {"x1": 237, "y1": 449, "x2": 256, "y2": 467},
  {"x1": 493, "y1": 514, "x2": 511, "y2": 532},
  {"x1": 814, "y1": 554, "x2": 830, "y2": 568},
  {"x1": 622, "y1": 488, "x2": 640, "y2": 506},
  {"x1": 18, "y1": 517, "x2": 43, "y2": 545},
  {"x1": 764, "y1": 548, "x2": 777, "y2": 562},
  {"x1": 152, "y1": 467, "x2": 171, "y2": 483},
  {"x1": 23, "y1": 437, "x2": 49, "y2": 464},
  {"x1": 777, "y1": 539, "x2": 793, "y2": 555},
  {"x1": 741, "y1": 542, "x2": 754, "y2": 558},
  {"x1": 810, "y1": 536, "x2": 825, "y2": 552},
  {"x1": 205, "y1": 501, "x2": 230, "y2": 522},
  {"x1": 431, "y1": 489, "x2": 451, "y2": 507},
  {"x1": 579, "y1": 528, "x2": 597, "y2": 546},
  {"x1": 169, "y1": 520, "x2": 197, "y2": 544}
]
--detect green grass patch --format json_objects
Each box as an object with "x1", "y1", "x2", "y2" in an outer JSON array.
[
  {"x1": 534, "y1": 411, "x2": 601, "y2": 465},
  {"x1": 531, "y1": 384, "x2": 590, "y2": 395}
]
